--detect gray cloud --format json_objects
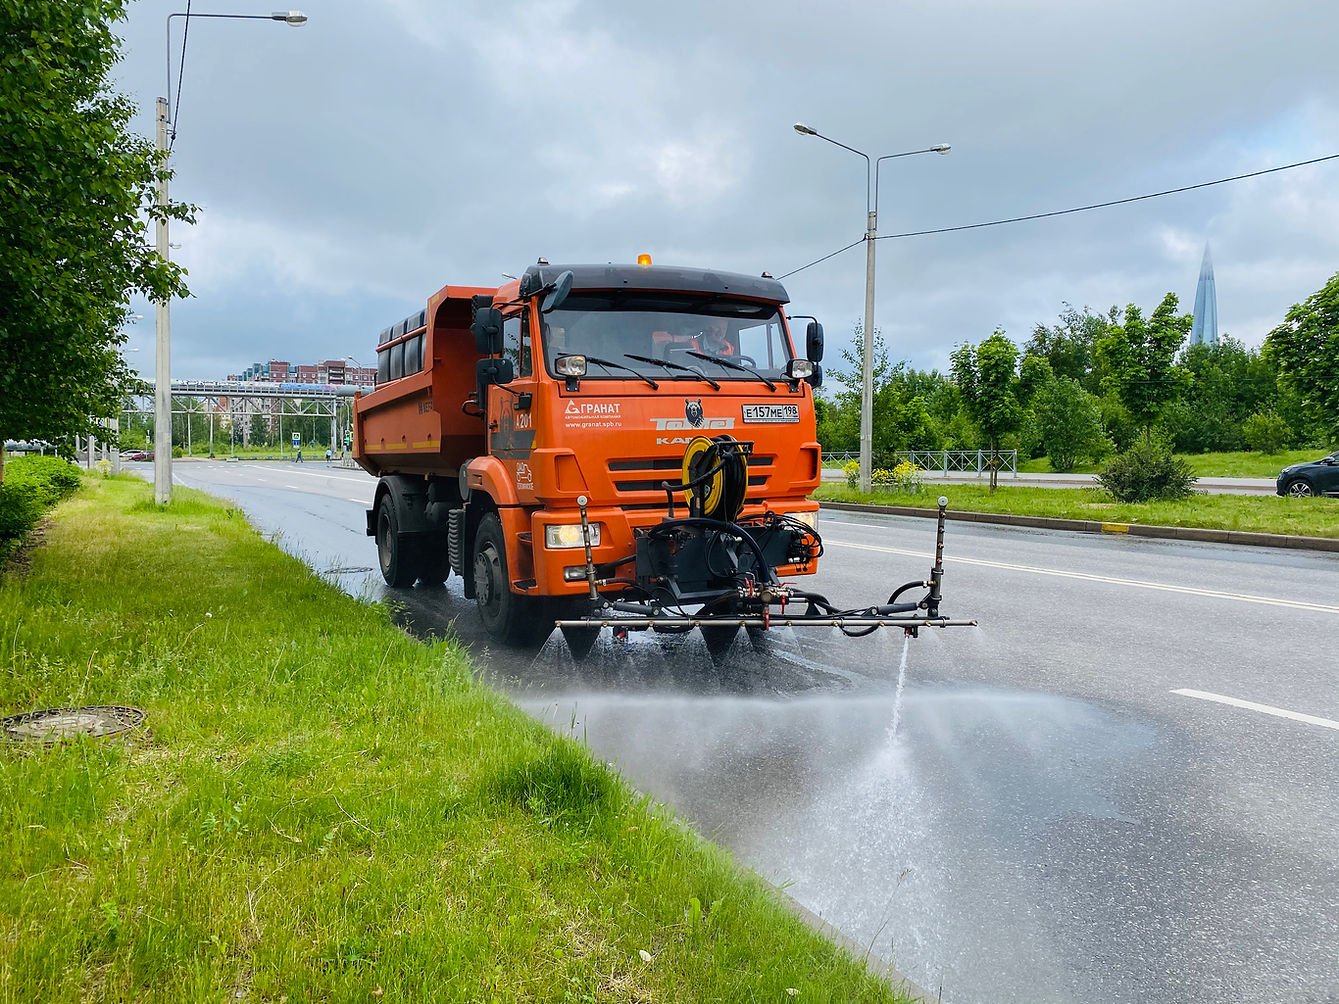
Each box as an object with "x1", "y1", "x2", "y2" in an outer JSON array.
[{"x1": 113, "y1": 0, "x2": 1339, "y2": 379}]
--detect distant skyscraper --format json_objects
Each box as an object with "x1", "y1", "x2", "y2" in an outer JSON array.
[{"x1": 1190, "y1": 242, "x2": 1218, "y2": 346}]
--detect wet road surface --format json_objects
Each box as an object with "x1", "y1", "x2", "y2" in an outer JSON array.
[{"x1": 167, "y1": 460, "x2": 1339, "y2": 1004}]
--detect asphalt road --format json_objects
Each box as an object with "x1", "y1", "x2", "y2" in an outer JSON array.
[{"x1": 165, "y1": 460, "x2": 1339, "y2": 1004}]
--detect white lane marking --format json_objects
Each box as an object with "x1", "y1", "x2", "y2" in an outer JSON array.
[
  {"x1": 824, "y1": 537, "x2": 1339, "y2": 616},
  {"x1": 237, "y1": 463, "x2": 370, "y2": 482},
  {"x1": 1172, "y1": 689, "x2": 1339, "y2": 732},
  {"x1": 347, "y1": 498, "x2": 368, "y2": 504}
]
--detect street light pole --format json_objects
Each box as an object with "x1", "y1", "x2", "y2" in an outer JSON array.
[
  {"x1": 152, "y1": 95, "x2": 175, "y2": 502},
  {"x1": 152, "y1": 9, "x2": 308, "y2": 504},
  {"x1": 793, "y1": 124, "x2": 949, "y2": 493}
]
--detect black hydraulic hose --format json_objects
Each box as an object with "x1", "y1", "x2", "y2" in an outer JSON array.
[{"x1": 886, "y1": 580, "x2": 925, "y2": 605}]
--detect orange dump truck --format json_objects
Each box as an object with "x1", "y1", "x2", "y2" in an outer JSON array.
[{"x1": 354, "y1": 259, "x2": 969, "y2": 654}]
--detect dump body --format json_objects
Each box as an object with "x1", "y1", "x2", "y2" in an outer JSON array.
[{"x1": 354, "y1": 262, "x2": 825, "y2": 638}]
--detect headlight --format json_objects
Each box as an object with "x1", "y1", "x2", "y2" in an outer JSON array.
[
  {"x1": 555, "y1": 354, "x2": 588, "y2": 377},
  {"x1": 785, "y1": 359, "x2": 815, "y2": 380},
  {"x1": 789, "y1": 510, "x2": 819, "y2": 531},
  {"x1": 545, "y1": 523, "x2": 601, "y2": 549}
]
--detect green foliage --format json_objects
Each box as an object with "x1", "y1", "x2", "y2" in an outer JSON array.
[
  {"x1": 1264, "y1": 269, "x2": 1339, "y2": 442},
  {"x1": 844, "y1": 459, "x2": 923, "y2": 493},
  {"x1": 1095, "y1": 294, "x2": 1192, "y2": 436},
  {"x1": 0, "y1": 0, "x2": 192, "y2": 467},
  {"x1": 951, "y1": 330, "x2": 1024, "y2": 489},
  {"x1": 1097, "y1": 439, "x2": 1197, "y2": 503},
  {"x1": 1241, "y1": 411, "x2": 1292, "y2": 454},
  {"x1": 1035, "y1": 377, "x2": 1110, "y2": 472},
  {"x1": 1160, "y1": 338, "x2": 1282, "y2": 453},
  {"x1": 0, "y1": 455, "x2": 81, "y2": 548},
  {"x1": 819, "y1": 322, "x2": 957, "y2": 455},
  {"x1": 1023, "y1": 303, "x2": 1118, "y2": 393}
]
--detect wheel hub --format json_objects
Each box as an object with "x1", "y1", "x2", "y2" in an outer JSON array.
[{"x1": 475, "y1": 544, "x2": 501, "y2": 607}]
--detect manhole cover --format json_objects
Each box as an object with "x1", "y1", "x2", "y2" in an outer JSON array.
[{"x1": 2, "y1": 705, "x2": 145, "y2": 743}]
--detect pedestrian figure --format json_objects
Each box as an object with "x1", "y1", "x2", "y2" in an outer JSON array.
[{"x1": 325, "y1": 448, "x2": 332, "y2": 464}]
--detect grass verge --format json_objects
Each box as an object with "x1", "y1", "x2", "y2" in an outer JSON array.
[
  {"x1": 814, "y1": 482, "x2": 1339, "y2": 539},
  {"x1": 1, "y1": 476, "x2": 908, "y2": 1003},
  {"x1": 1014, "y1": 449, "x2": 1328, "y2": 478}
]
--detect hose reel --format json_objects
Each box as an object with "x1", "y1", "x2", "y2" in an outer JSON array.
[{"x1": 680, "y1": 435, "x2": 749, "y2": 522}]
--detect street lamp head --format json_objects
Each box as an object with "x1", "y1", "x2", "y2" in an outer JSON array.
[
  {"x1": 272, "y1": 10, "x2": 308, "y2": 25},
  {"x1": 793, "y1": 122, "x2": 818, "y2": 136},
  {"x1": 931, "y1": 143, "x2": 951, "y2": 154}
]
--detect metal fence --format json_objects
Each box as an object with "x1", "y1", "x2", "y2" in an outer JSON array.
[{"x1": 823, "y1": 449, "x2": 1018, "y2": 475}]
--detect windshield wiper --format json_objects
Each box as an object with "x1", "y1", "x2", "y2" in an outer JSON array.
[
  {"x1": 584, "y1": 355, "x2": 659, "y2": 389},
  {"x1": 624, "y1": 353, "x2": 721, "y2": 390},
  {"x1": 686, "y1": 351, "x2": 777, "y2": 391}
]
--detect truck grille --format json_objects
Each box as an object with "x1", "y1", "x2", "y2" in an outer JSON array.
[{"x1": 608, "y1": 455, "x2": 773, "y2": 495}]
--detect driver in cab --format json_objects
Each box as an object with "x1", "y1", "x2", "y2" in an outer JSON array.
[{"x1": 697, "y1": 317, "x2": 736, "y2": 357}]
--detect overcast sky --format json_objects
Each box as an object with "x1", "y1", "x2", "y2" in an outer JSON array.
[{"x1": 113, "y1": 0, "x2": 1339, "y2": 381}]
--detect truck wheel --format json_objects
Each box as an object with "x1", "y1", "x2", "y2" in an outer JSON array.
[
  {"x1": 473, "y1": 513, "x2": 546, "y2": 644},
  {"x1": 418, "y1": 533, "x2": 451, "y2": 587},
  {"x1": 376, "y1": 493, "x2": 419, "y2": 587}
]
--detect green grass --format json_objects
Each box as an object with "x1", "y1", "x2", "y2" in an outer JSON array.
[
  {"x1": 814, "y1": 482, "x2": 1339, "y2": 539},
  {"x1": 1, "y1": 477, "x2": 908, "y2": 1003},
  {"x1": 1009, "y1": 450, "x2": 1329, "y2": 478}
]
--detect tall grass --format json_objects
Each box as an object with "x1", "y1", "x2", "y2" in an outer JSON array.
[{"x1": 0, "y1": 478, "x2": 909, "y2": 1002}]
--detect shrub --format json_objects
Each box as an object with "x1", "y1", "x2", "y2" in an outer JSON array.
[
  {"x1": 0, "y1": 456, "x2": 82, "y2": 547},
  {"x1": 0, "y1": 482, "x2": 44, "y2": 540},
  {"x1": 7, "y1": 455, "x2": 81, "y2": 499},
  {"x1": 846, "y1": 459, "x2": 923, "y2": 493},
  {"x1": 1097, "y1": 440, "x2": 1197, "y2": 503},
  {"x1": 1242, "y1": 411, "x2": 1291, "y2": 453}
]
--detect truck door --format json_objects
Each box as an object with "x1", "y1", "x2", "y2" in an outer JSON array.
[{"x1": 491, "y1": 311, "x2": 538, "y2": 501}]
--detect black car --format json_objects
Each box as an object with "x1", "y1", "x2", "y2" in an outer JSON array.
[{"x1": 1276, "y1": 450, "x2": 1339, "y2": 498}]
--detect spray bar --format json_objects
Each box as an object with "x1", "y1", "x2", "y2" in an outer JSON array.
[{"x1": 554, "y1": 616, "x2": 978, "y2": 630}]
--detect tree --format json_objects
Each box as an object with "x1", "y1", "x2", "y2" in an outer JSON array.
[
  {"x1": 1264, "y1": 270, "x2": 1339, "y2": 443},
  {"x1": 1035, "y1": 376, "x2": 1109, "y2": 472},
  {"x1": 0, "y1": 1, "x2": 191, "y2": 482},
  {"x1": 1095, "y1": 293, "x2": 1191, "y2": 442},
  {"x1": 950, "y1": 330, "x2": 1025, "y2": 491},
  {"x1": 1022, "y1": 303, "x2": 1118, "y2": 393}
]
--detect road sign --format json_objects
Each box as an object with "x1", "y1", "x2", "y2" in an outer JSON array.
[{"x1": 291, "y1": 433, "x2": 301, "y2": 447}]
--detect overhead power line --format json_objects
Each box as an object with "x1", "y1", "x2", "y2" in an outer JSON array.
[{"x1": 776, "y1": 152, "x2": 1339, "y2": 280}]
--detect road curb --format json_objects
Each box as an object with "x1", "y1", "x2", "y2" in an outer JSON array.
[{"x1": 819, "y1": 501, "x2": 1339, "y2": 553}]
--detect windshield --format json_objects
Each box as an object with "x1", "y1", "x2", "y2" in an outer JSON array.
[{"x1": 542, "y1": 294, "x2": 794, "y2": 380}]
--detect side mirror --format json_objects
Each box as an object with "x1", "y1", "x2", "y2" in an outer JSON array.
[
  {"x1": 541, "y1": 270, "x2": 574, "y2": 313},
  {"x1": 806, "y1": 320, "x2": 825, "y2": 363},
  {"x1": 471, "y1": 306, "x2": 504, "y2": 355},
  {"x1": 476, "y1": 357, "x2": 515, "y2": 408},
  {"x1": 807, "y1": 362, "x2": 823, "y2": 389}
]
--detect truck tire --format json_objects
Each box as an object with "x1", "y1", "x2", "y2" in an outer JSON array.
[
  {"x1": 418, "y1": 532, "x2": 451, "y2": 587},
  {"x1": 376, "y1": 493, "x2": 419, "y2": 587},
  {"x1": 473, "y1": 513, "x2": 548, "y2": 644}
]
